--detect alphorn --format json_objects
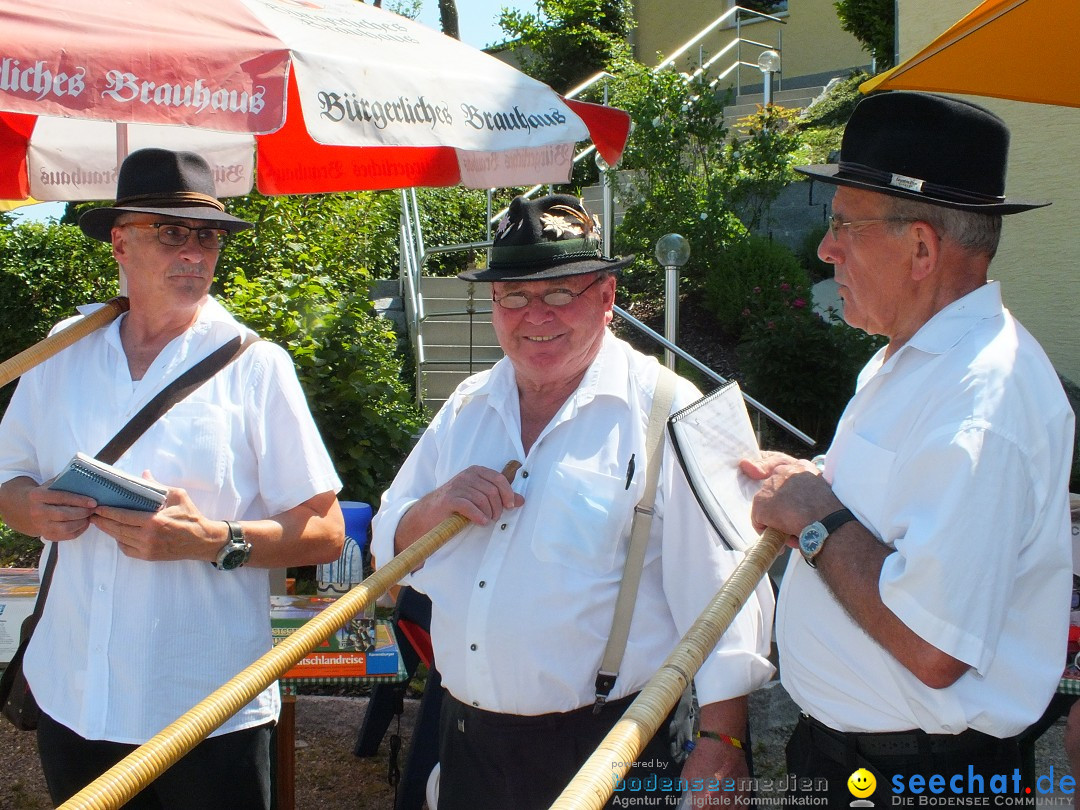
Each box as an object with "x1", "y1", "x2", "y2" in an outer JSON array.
[
  {"x1": 59, "y1": 460, "x2": 522, "y2": 810},
  {"x1": 0, "y1": 297, "x2": 129, "y2": 389},
  {"x1": 550, "y1": 527, "x2": 788, "y2": 810}
]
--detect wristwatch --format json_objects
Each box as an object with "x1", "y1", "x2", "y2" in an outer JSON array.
[
  {"x1": 213, "y1": 520, "x2": 252, "y2": 570},
  {"x1": 798, "y1": 508, "x2": 856, "y2": 568}
]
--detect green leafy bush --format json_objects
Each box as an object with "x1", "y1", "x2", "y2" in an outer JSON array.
[
  {"x1": 796, "y1": 223, "x2": 832, "y2": 282},
  {"x1": 606, "y1": 61, "x2": 806, "y2": 301},
  {"x1": 738, "y1": 309, "x2": 884, "y2": 448},
  {"x1": 700, "y1": 235, "x2": 812, "y2": 341}
]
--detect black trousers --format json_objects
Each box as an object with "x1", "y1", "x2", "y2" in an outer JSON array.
[
  {"x1": 37, "y1": 711, "x2": 274, "y2": 809},
  {"x1": 786, "y1": 713, "x2": 1033, "y2": 807},
  {"x1": 436, "y1": 690, "x2": 685, "y2": 810}
]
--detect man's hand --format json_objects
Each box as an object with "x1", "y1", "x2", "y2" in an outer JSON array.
[
  {"x1": 395, "y1": 465, "x2": 524, "y2": 554},
  {"x1": 679, "y1": 698, "x2": 751, "y2": 805},
  {"x1": 91, "y1": 480, "x2": 219, "y2": 562},
  {"x1": 22, "y1": 480, "x2": 97, "y2": 540},
  {"x1": 739, "y1": 451, "x2": 841, "y2": 543}
]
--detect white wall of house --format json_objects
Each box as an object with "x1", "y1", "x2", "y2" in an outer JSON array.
[{"x1": 898, "y1": 0, "x2": 1080, "y2": 384}]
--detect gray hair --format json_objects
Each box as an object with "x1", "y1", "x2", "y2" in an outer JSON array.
[{"x1": 884, "y1": 197, "x2": 1002, "y2": 259}]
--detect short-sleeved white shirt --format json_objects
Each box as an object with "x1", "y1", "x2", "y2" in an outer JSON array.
[
  {"x1": 0, "y1": 298, "x2": 341, "y2": 743},
  {"x1": 371, "y1": 331, "x2": 775, "y2": 714},
  {"x1": 778, "y1": 282, "x2": 1074, "y2": 735}
]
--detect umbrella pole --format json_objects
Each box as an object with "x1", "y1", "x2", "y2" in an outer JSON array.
[
  {"x1": 549, "y1": 528, "x2": 787, "y2": 810},
  {"x1": 58, "y1": 461, "x2": 522, "y2": 810},
  {"x1": 0, "y1": 297, "x2": 129, "y2": 389}
]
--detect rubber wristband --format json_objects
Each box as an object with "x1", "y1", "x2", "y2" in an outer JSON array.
[{"x1": 696, "y1": 730, "x2": 744, "y2": 749}]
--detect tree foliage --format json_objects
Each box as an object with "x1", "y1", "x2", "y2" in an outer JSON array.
[
  {"x1": 834, "y1": 0, "x2": 895, "y2": 69},
  {"x1": 605, "y1": 60, "x2": 804, "y2": 299},
  {"x1": 498, "y1": 0, "x2": 635, "y2": 93}
]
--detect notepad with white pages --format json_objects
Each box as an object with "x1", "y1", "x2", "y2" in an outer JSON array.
[
  {"x1": 49, "y1": 452, "x2": 168, "y2": 512},
  {"x1": 667, "y1": 380, "x2": 762, "y2": 553}
]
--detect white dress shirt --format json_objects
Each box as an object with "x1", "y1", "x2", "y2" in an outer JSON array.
[
  {"x1": 778, "y1": 282, "x2": 1074, "y2": 735},
  {"x1": 0, "y1": 298, "x2": 341, "y2": 743},
  {"x1": 372, "y1": 331, "x2": 774, "y2": 715}
]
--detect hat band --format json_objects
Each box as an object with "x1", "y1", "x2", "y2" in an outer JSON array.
[
  {"x1": 838, "y1": 161, "x2": 1006, "y2": 206},
  {"x1": 115, "y1": 191, "x2": 226, "y2": 212},
  {"x1": 489, "y1": 236, "x2": 603, "y2": 268}
]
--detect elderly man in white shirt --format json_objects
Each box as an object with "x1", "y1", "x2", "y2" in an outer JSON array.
[
  {"x1": 741, "y1": 92, "x2": 1074, "y2": 805},
  {"x1": 372, "y1": 193, "x2": 774, "y2": 809},
  {"x1": 0, "y1": 148, "x2": 344, "y2": 809}
]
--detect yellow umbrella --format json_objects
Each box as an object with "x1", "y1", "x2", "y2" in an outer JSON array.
[
  {"x1": 0, "y1": 197, "x2": 38, "y2": 212},
  {"x1": 860, "y1": 0, "x2": 1080, "y2": 107}
]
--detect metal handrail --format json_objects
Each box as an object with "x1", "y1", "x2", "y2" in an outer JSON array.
[{"x1": 613, "y1": 305, "x2": 813, "y2": 445}]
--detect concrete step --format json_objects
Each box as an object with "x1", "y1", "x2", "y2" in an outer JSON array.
[
  {"x1": 421, "y1": 319, "x2": 498, "y2": 346},
  {"x1": 420, "y1": 369, "x2": 485, "y2": 401},
  {"x1": 421, "y1": 344, "x2": 503, "y2": 363},
  {"x1": 419, "y1": 276, "x2": 491, "y2": 298},
  {"x1": 420, "y1": 296, "x2": 495, "y2": 317}
]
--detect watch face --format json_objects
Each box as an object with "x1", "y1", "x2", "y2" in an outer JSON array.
[
  {"x1": 800, "y1": 524, "x2": 827, "y2": 561},
  {"x1": 219, "y1": 547, "x2": 248, "y2": 570}
]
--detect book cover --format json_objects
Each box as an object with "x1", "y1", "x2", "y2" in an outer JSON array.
[
  {"x1": 48, "y1": 452, "x2": 168, "y2": 512},
  {"x1": 668, "y1": 380, "x2": 762, "y2": 553},
  {"x1": 270, "y1": 595, "x2": 399, "y2": 679}
]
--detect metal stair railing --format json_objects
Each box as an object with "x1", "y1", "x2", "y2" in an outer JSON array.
[{"x1": 400, "y1": 187, "x2": 497, "y2": 405}]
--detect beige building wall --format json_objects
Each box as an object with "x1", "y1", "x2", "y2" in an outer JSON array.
[
  {"x1": 898, "y1": 0, "x2": 1080, "y2": 384},
  {"x1": 633, "y1": 0, "x2": 869, "y2": 85}
]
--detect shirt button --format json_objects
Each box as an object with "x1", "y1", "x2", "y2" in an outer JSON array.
[
  {"x1": 472, "y1": 701, "x2": 479, "y2": 707},
  {"x1": 478, "y1": 581, "x2": 486, "y2": 588},
  {"x1": 500, "y1": 523, "x2": 507, "y2": 530},
  {"x1": 522, "y1": 471, "x2": 529, "y2": 478},
  {"x1": 98, "y1": 584, "x2": 106, "y2": 592},
  {"x1": 470, "y1": 644, "x2": 477, "y2": 651}
]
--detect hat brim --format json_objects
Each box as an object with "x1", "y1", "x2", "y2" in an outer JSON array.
[
  {"x1": 79, "y1": 205, "x2": 253, "y2": 242},
  {"x1": 796, "y1": 164, "x2": 1049, "y2": 215},
  {"x1": 459, "y1": 254, "x2": 634, "y2": 282}
]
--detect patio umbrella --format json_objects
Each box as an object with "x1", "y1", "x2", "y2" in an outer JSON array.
[
  {"x1": 859, "y1": 0, "x2": 1080, "y2": 107},
  {"x1": 0, "y1": 0, "x2": 631, "y2": 201}
]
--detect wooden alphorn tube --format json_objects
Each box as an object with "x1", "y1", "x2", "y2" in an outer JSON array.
[{"x1": 0, "y1": 297, "x2": 129, "y2": 389}]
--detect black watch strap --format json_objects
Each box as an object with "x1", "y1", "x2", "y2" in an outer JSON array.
[{"x1": 820, "y1": 508, "x2": 856, "y2": 534}]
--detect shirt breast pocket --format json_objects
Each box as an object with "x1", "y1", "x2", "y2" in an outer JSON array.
[
  {"x1": 829, "y1": 430, "x2": 896, "y2": 535},
  {"x1": 150, "y1": 401, "x2": 229, "y2": 493},
  {"x1": 530, "y1": 464, "x2": 632, "y2": 575}
]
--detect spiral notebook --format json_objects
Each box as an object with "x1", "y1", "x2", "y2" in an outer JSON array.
[
  {"x1": 667, "y1": 380, "x2": 762, "y2": 553},
  {"x1": 49, "y1": 452, "x2": 168, "y2": 512}
]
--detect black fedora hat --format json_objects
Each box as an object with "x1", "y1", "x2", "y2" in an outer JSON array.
[
  {"x1": 79, "y1": 148, "x2": 253, "y2": 242},
  {"x1": 459, "y1": 194, "x2": 633, "y2": 282},
  {"x1": 796, "y1": 91, "x2": 1048, "y2": 215}
]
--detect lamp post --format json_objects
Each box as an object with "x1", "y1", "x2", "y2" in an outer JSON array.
[
  {"x1": 595, "y1": 150, "x2": 613, "y2": 258},
  {"x1": 757, "y1": 49, "x2": 781, "y2": 107},
  {"x1": 655, "y1": 233, "x2": 690, "y2": 370}
]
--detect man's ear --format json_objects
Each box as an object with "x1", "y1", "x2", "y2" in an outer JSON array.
[{"x1": 909, "y1": 221, "x2": 940, "y2": 282}]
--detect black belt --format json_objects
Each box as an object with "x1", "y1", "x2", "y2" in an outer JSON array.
[
  {"x1": 798, "y1": 713, "x2": 1014, "y2": 762},
  {"x1": 445, "y1": 690, "x2": 641, "y2": 730}
]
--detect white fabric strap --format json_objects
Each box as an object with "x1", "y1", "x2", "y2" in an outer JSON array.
[{"x1": 594, "y1": 367, "x2": 678, "y2": 710}]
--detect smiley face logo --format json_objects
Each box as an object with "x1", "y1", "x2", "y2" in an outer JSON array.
[{"x1": 848, "y1": 768, "x2": 876, "y2": 798}]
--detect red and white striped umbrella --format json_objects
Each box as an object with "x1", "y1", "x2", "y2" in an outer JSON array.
[{"x1": 0, "y1": 0, "x2": 630, "y2": 201}]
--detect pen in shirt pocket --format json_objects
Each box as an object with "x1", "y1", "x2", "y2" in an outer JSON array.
[{"x1": 624, "y1": 453, "x2": 636, "y2": 490}]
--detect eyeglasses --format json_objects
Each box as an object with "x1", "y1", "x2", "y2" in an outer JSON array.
[
  {"x1": 828, "y1": 213, "x2": 916, "y2": 240},
  {"x1": 492, "y1": 275, "x2": 603, "y2": 310},
  {"x1": 121, "y1": 222, "x2": 229, "y2": 251}
]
